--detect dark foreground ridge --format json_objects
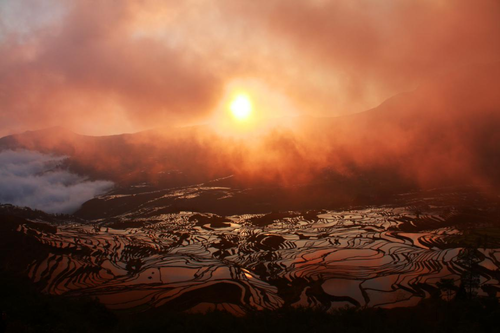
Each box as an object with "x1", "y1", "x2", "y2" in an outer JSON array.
[{"x1": 1, "y1": 270, "x2": 499, "y2": 333}]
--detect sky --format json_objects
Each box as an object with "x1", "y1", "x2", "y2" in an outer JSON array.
[{"x1": 1, "y1": 0, "x2": 500, "y2": 136}]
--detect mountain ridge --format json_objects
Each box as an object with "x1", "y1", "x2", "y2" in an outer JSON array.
[{"x1": 1, "y1": 62, "x2": 499, "y2": 191}]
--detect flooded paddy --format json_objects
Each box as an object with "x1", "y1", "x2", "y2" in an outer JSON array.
[{"x1": 17, "y1": 199, "x2": 500, "y2": 314}]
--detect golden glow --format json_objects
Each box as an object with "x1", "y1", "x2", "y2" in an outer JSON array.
[
  {"x1": 230, "y1": 94, "x2": 252, "y2": 121},
  {"x1": 210, "y1": 79, "x2": 299, "y2": 138}
]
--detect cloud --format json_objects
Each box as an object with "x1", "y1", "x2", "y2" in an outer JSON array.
[
  {"x1": 0, "y1": 0, "x2": 222, "y2": 136},
  {"x1": 224, "y1": 0, "x2": 500, "y2": 111},
  {"x1": 0, "y1": 150, "x2": 114, "y2": 213},
  {"x1": 1, "y1": 0, "x2": 499, "y2": 136},
  {"x1": 4, "y1": 58, "x2": 500, "y2": 191}
]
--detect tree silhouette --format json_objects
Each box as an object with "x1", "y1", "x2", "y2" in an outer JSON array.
[
  {"x1": 436, "y1": 278, "x2": 456, "y2": 301},
  {"x1": 456, "y1": 247, "x2": 481, "y2": 300}
]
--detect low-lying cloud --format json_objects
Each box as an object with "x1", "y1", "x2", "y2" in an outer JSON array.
[{"x1": 0, "y1": 150, "x2": 114, "y2": 213}]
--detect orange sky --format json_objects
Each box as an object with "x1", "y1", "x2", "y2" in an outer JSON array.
[{"x1": 1, "y1": 0, "x2": 500, "y2": 136}]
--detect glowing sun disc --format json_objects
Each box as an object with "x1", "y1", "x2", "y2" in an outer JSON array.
[{"x1": 230, "y1": 94, "x2": 252, "y2": 121}]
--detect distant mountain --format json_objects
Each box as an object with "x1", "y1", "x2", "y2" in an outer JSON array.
[
  {"x1": 0, "y1": 125, "x2": 233, "y2": 187},
  {"x1": 1, "y1": 62, "x2": 499, "y2": 193}
]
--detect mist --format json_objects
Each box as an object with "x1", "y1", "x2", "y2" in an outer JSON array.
[
  {"x1": 3, "y1": 59, "x2": 499, "y2": 193},
  {"x1": 0, "y1": 150, "x2": 114, "y2": 213}
]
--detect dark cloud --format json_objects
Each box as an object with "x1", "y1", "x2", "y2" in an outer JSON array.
[{"x1": 0, "y1": 150, "x2": 113, "y2": 213}]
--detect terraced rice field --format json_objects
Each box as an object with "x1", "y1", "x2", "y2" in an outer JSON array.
[{"x1": 19, "y1": 200, "x2": 500, "y2": 314}]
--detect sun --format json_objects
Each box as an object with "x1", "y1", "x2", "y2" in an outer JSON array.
[{"x1": 229, "y1": 94, "x2": 252, "y2": 121}]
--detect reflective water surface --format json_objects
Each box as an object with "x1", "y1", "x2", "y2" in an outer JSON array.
[{"x1": 21, "y1": 201, "x2": 500, "y2": 314}]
